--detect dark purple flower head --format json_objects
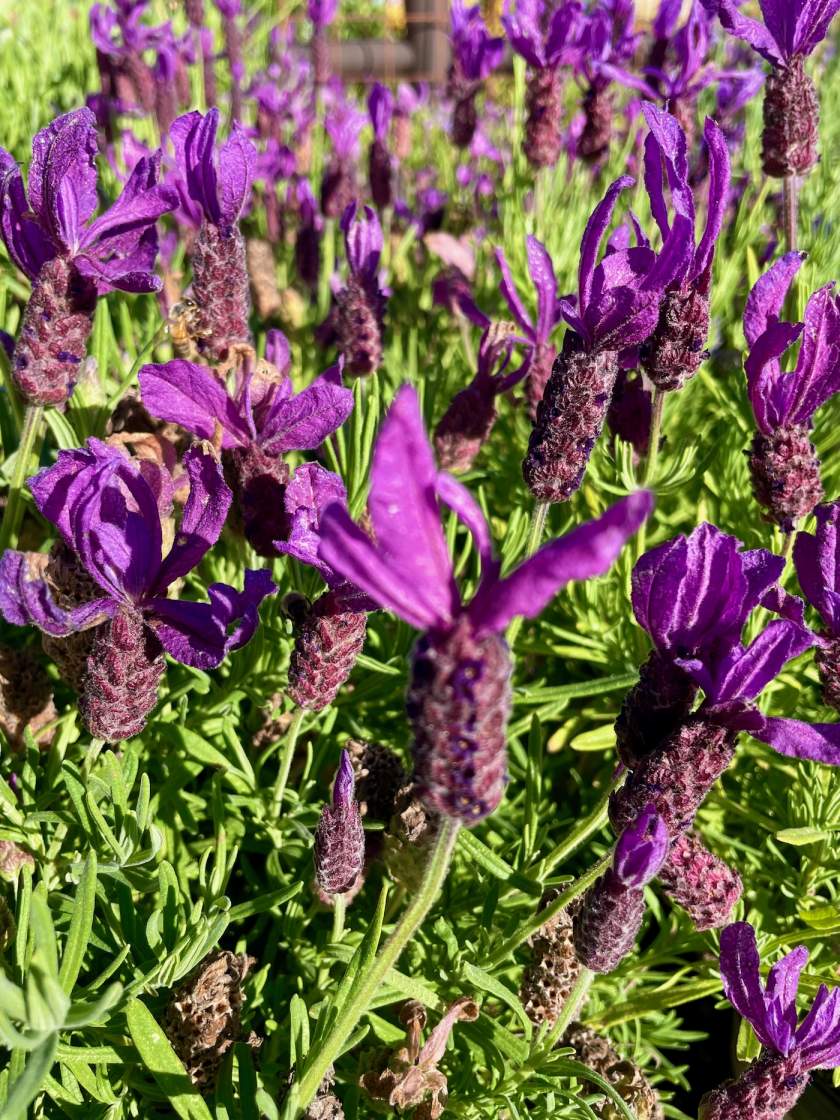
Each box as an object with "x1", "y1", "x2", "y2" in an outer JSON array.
[
  {"x1": 503, "y1": 0, "x2": 581, "y2": 70},
  {"x1": 576, "y1": 0, "x2": 638, "y2": 88},
  {"x1": 649, "y1": 2, "x2": 716, "y2": 103},
  {"x1": 325, "y1": 101, "x2": 366, "y2": 161},
  {"x1": 308, "y1": 0, "x2": 338, "y2": 29},
  {"x1": 318, "y1": 384, "x2": 652, "y2": 637},
  {"x1": 451, "y1": 0, "x2": 505, "y2": 82},
  {"x1": 613, "y1": 804, "x2": 669, "y2": 887},
  {"x1": 0, "y1": 441, "x2": 274, "y2": 669},
  {"x1": 557, "y1": 175, "x2": 689, "y2": 354},
  {"x1": 744, "y1": 253, "x2": 840, "y2": 437},
  {"x1": 0, "y1": 108, "x2": 176, "y2": 293},
  {"x1": 642, "y1": 102, "x2": 730, "y2": 291},
  {"x1": 368, "y1": 82, "x2": 394, "y2": 143},
  {"x1": 170, "y1": 108, "x2": 256, "y2": 234},
  {"x1": 794, "y1": 502, "x2": 840, "y2": 636},
  {"x1": 341, "y1": 202, "x2": 383, "y2": 284},
  {"x1": 138, "y1": 346, "x2": 353, "y2": 460},
  {"x1": 712, "y1": 0, "x2": 840, "y2": 66},
  {"x1": 495, "y1": 236, "x2": 561, "y2": 353},
  {"x1": 720, "y1": 922, "x2": 840, "y2": 1067},
  {"x1": 274, "y1": 462, "x2": 376, "y2": 610}
]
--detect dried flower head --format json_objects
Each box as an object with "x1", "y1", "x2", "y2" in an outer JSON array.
[{"x1": 0, "y1": 646, "x2": 56, "y2": 748}]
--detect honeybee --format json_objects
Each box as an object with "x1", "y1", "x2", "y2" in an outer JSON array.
[{"x1": 168, "y1": 298, "x2": 206, "y2": 359}]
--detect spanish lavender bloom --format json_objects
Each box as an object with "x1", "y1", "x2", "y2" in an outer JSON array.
[
  {"x1": 314, "y1": 750, "x2": 366, "y2": 896},
  {"x1": 318, "y1": 384, "x2": 653, "y2": 822},
  {"x1": 574, "y1": 0, "x2": 638, "y2": 164},
  {"x1": 639, "y1": 102, "x2": 730, "y2": 392},
  {"x1": 606, "y1": 369, "x2": 652, "y2": 458},
  {"x1": 213, "y1": 0, "x2": 244, "y2": 122},
  {"x1": 392, "y1": 82, "x2": 425, "y2": 161},
  {"x1": 496, "y1": 236, "x2": 562, "y2": 414},
  {"x1": 90, "y1": 0, "x2": 157, "y2": 116},
  {"x1": 700, "y1": 922, "x2": 840, "y2": 1119},
  {"x1": 503, "y1": 0, "x2": 581, "y2": 169},
  {"x1": 711, "y1": 0, "x2": 840, "y2": 177},
  {"x1": 656, "y1": 830, "x2": 743, "y2": 931},
  {"x1": 335, "y1": 203, "x2": 386, "y2": 377},
  {"x1": 294, "y1": 178, "x2": 322, "y2": 291},
  {"x1": 138, "y1": 332, "x2": 353, "y2": 555},
  {"x1": 448, "y1": 0, "x2": 505, "y2": 149},
  {"x1": 368, "y1": 83, "x2": 394, "y2": 210},
  {"x1": 434, "y1": 322, "x2": 532, "y2": 472},
  {"x1": 523, "y1": 175, "x2": 686, "y2": 503},
  {"x1": 321, "y1": 101, "x2": 365, "y2": 219},
  {"x1": 573, "y1": 806, "x2": 668, "y2": 973},
  {"x1": 0, "y1": 109, "x2": 175, "y2": 406},
  {"x1": 275, "y1": 463, "x2": 374, "y2": 711},
  {"x1": 617, "y1": 522, "x2": 785, "y2": 768},
  {"x1": 0, "y1": 441, "x2": 274, "y2": 740},
  {"x1": 794, "y1": 503, "x2": 840, "y2": 711},
  {"x1": 309, "y1": 0, "x2": 339, "y2": 86},
  {"x1": 170, "y1": 108, "x2": 256, "y2": 362},
  {"x1": 743, "y1": 252, "x2": 840, "y2": 530}
]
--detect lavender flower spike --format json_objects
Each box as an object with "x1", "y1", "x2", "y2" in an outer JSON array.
[
  {"x1": 573, "y1": 806, "x2": 668, "y2": 973},
  {"x1": 0, "y1": 441, "x2": 274, "y2": 740},
  {"x1": 275, "y1": 463, "x2": 375, "y2": 711},
  {"x1": 712, "y1": 0, "x2": 840, "y2": 177},
  {"x1": 0, "y1": 108, "x2": 176, "y2": 405},
  {"x1": 139, "y1": 331, "x2": 353, "y2": 554},
  {"x1": 318, "y1": 384, "x2": 653, "y2": 823},
  {"x1": 503, "y1": 0, "x2": 581, "y2": 169},
  {"x1": 743, "y1": 253, "x2": 840, "y2": 530},
  {"x1": 170, "y1": 108, "x2": 256, "y2": 361},
  {"x1": 434, "y1": 322, "x2": 532, "y2": 473},
  {"x1": 321, "y1": 101, "x2": 365, "y2": 220},
  {"x1": 700, "y1": 922, "x2": 840, "y2": 1119},
  {"x1": 795, "y1": 502, "x2": 840, "y2": 710},
  {"x1": 448, "y1": 0, "x2": 505, "y2": 149},
  {"x1": 496, "y1": 235, "x2": 562, "y2": 414},
  {"x1": 639, "y1": 102, "x2": 731, "y2": 393},
  {"x1": 314, "y1": 750, "x2": 366, "y2": 897},
  {"x1": 336, "y1": 203, "x2": 387, "y2": 377},
  {"x1": 368, "y1": 83, "x2": 394, "y2": 210},
  {"x1": 523, "y1": 174, "x2": 688, "y2": 503}
]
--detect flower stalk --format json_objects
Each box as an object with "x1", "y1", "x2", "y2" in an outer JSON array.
[{"x1": 0, "y1": 403, "x2": 44, "y2": 553}]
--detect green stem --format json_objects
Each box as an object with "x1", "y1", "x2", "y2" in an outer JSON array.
[
  {"x1": 457, "y1": 313, "x2": 476, "y2": 370},
  {"x1": 272, "y1": 708, "x2": 305, "y2": 819},
  {"x1": 0, "y1": 404, "x2": 44, "y2": 553},
  {"x1": 331, "y1": 893, "x2": 346, "y2": 944},
  {"x1": 486, "y1": 851, "x2": 610, "y2": 969},
  {"x1": 291, "y1": 817, "x2": 461, "y2": 1117},
  {"x1": 783, "y1": 174, "x2": 799, "y2": 253},
  {"x1": 641, "y1": 388, "x2": 664, "y2": 489},
  {"x1": 541, "y1": 967, "x2": 595, "y2": 1052},
  {"x1": 781, "y1": 528, "x2": 796, "y2": 564},
  {"x1": 507, "y1": 501, "x2": 549, "y2": 647}
]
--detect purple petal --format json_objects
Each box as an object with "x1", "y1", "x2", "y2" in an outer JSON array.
[
  {"x1": 715, "y1": 0, "x2": 784, "y2": 64},
  {"x1": 333, "y1": 749, "x2": 356, "y2": 807},
  {"x1": 367, "y1": 385, "x2": 458, "y2": 629},
  {"x1": 707, "y1": 620, "x2": 814, "y2": 705},
  {"x1": 152, "y1": 445, "x2": 231, "y2": 593},
  {"x1": 743, "y1": 252, "x2": 805, "y2": 347},
  {"x1": 469, "y1": 491, "x2": 653, "y2": 636},
  {"x1": 794, "y1": 0, "x2": 840, "y2": 56},
  {"x1": 208, "y1": 567, "x2": 276, "y2": 652},
  {"x1": 613, "y1": 804, "x2": 669, "y2": 888},
  {"x1": 139, "y1": 360, "x2": 250, "y2": 448},
  {"x1": 274, "y1": 462, "x2": 348, "y2": 584},
  {"x1": 171, "y1": 109, "x2": 222, "y2": 226},
  {"x1": 795, "y1": 986, "x2": 840, "y2": 1068},
  {"x1": 0, "y1": 155, "x2": 54, "y2": 279},
  {"x1": 578, "y1": 176, "x2": 635, "y2": 325},
  {"x1": 794, "y1": 503, "x2": 840, "y2": 632},
  {"x1": 28, "y1": 439, "x2": 122, "y2": 545},
  {"x1": 80, "y1": 152, "x2": 176, "y2": 262},
  {"x1": 784, "y1": 283, "x2": 840, "y2": 426},
  {"x1": 260, "y1": 374, "x2": 354, "y2": 454},
  {"x1": 266, "y1": 328, "x2": 291, "y2": 376},
  {"x1": 218, "y1": 121, "x2": 256, "y2": 228},
  {"x1": 28, "y1": 108, "x2": 99, "y2": 251},
  {"x1": 435, "y1": 472, "x2": 497, "y2": 582},
  {"x1": 745, "y1": 320, "x2": 804, "y2": 435},
  {"x1": 495, "y1": 246, "x2": 534, "y2": 337},
  {"x1": 755, "y1": 717, "x2": 840, "y2": 766},
  {"x1": 368, "y1": 82, "x2": 394, "y2": 142},
  {"x1": 527, "y1": 235, "x2": 559, "y2": 343},
  {"x1": 318, "y1": 502, "x2": 442, "y2": 631},
  {"x1": 692, "y1": 117, "x2": 730, "y2": 281},
  {"x1": 0, "y1": 549, "x2": 116, "y2": 636},
  {"x1": 765, "y1": 944, "x2": 809, "y2": 1054},
  {"x1": 341, "y1": 203, "x2": 383, "y2": 281},
  {"x1": 719, "y1": 922, "x2": 775, "y2": 1045}
]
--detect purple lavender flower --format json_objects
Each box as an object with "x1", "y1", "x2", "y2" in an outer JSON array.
[
  {"x1": 275, "y1": 463, "x2": 374, "y2": 711},
  {"x1": 448, "y1": 0, "x2": 505, "y2": 149},
  {"x1": 170, "y1": 108, "x2": 256, "y2": 361},
  {"x1": 309, "y1": 0, "x2": 339, "y2": 86},
  {"x1": 335, "y1": 203, "x2": 387, "y2": 377},
  {"x1": 573, "y1": 805, "x2": 668, "y2": 973},
  {"x1": 317, "y1": 384, "x2": 653, "y2": 823},
  {"x1": 294, "y1": 179, "x2": 322, "y2": 290},
  {"x1": 0, "y1": 442, "x2": 274, "y2": 740},
  {"x1": 138, "y1": 332, "x2": 353, "y2": 555},
  {"x1": 795, "y1": 503, "x2": 840, "y2": 711},
  {"x1": 743, "y1": 252, "x2": 840, "y2": 530},
  {"x1": 368, "y1": 82, "x2": 394, "y2": 210},
  {"x1": 711, "y1": 0, "x2": 840, "y2": 177},
  {"x1": 700, "y1": 922, "x2": 840, "y2": 1119},
  {"x1": 90, "y1": 1, "x2": 157, "y2": 117},
  {"x1": 523, "y1": 174, "x2": 687, "y2": 503},
  {"x1": 638, "y1": 102, "x2": 730, "y2": 392},
  {"x1": 496, "y1": 235, "x2": 562, "y2": 414},
  {"x1": 314, "y1": 750, "x2": 366, "y2": 896},
  {"x1": 321, "y1": 101, "x2": 365, "y2": 219},
  {"x1": 503, "y1": 0, "x2": 581, "y2": 168},
  {"x1": 574, "y1": 0, "x2": 638, "y2": 164},
  {"x1": 0, "y1": 108, "x2": 175, "y2": 406},
  {"x1": 433, "y1": 322, "x2": 532, "y2": 472},
  {"x1": 213, "y1": 0, "x2": 244, "y2": 122}
]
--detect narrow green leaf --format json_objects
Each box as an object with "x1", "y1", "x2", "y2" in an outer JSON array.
[
  {"x1": 2, "y1": 1032, "x2": 58, "y2": 1120},
  {"x1": 126, "y1": 997, "x2": 213, "y2": 1120},
  {"x1": 59, "y1": 850, "x2": 97, "y2": 995}
]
